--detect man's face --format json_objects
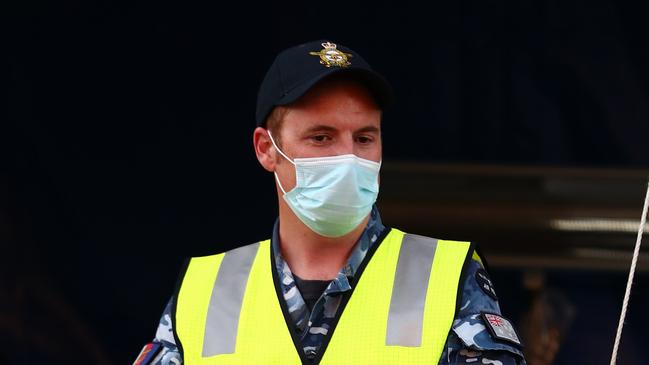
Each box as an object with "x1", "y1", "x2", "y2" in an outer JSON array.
[{"x1": 272, "y1": 79, "x2": 382, "y2": 192}]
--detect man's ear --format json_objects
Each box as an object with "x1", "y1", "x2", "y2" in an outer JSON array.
[{"x1": 253, "y1": 127, "x2": 276, "y2": 172}]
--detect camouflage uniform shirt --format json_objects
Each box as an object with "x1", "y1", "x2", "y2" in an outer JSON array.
[{"x1": 142, "y1": 207, "x2": 526, "y2": 364}]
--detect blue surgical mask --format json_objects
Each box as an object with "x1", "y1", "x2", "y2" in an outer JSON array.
[{"x1": 268, "y1": 131, "x2": 381, "y2": 238}]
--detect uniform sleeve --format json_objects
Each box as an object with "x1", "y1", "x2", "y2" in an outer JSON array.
[
  {"x1": 438, "y1": 256, "x2": 527, "y2": 365},
  {"x1": 132, "y1": 297, "x2": 184, "y2": 365}
]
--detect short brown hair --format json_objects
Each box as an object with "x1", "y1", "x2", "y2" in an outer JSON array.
[{"x1": 265, "y1": 106, "x2": 289, "y2": 149}]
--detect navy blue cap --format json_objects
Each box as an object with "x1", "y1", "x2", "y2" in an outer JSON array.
[{"x1": 255, "y1": 40, "x2": 393, "y2": 126}]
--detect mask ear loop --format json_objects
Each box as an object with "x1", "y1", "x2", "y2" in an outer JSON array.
[
  {"x1": 267, "y1": 131, "x2": 294, "y2": 165},
  {"x1": 267, "y1": 130, "x2": 295, "y2": 195}
]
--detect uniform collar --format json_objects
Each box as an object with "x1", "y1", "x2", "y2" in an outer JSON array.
[{"x1": 271, "y1": 206, "x2": 386, "y2": 333}]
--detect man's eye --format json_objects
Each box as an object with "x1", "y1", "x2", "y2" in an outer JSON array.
[
  {"x1": 357, "y1": 136, "x2": 373, "y2": 144},
  {"x1": 311, "y1": 135, "x2": 330, "y2": 142}
]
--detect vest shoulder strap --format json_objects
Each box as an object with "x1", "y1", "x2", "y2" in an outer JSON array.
[{"x1": 172, "y1": 241, "x2": 268, "y2": 360}]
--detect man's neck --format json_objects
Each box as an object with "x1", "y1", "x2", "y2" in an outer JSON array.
[{"x1": 277, "y1": 201, "x2": 369, "y2": 281}]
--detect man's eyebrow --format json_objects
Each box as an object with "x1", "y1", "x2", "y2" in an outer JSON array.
[
  {"x1": 301, "y1": 125, "x2": 381, "y2": 134},
  {"x1": 302, "y1": 125, "x2": 338, "y2": 134},
  {"x1": 354, "y1": 126, "x2": 380, "y2": 134}
]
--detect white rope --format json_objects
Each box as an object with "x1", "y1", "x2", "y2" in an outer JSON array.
[{"x1": 609, "y1": 181, "x2": 649, "y2": 365}]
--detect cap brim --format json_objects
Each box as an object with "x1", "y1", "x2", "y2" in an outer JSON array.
[{"x1": 275, "y1": 67, "x2": 394, "y2": 110}]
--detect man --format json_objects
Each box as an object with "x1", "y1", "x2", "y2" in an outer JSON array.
[{"x1": 133, "y1": 40, "x2": 527, "y2": 365}]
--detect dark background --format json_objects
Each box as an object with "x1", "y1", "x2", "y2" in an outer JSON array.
[{"x1": 4, "y1": 0, "x2": 649, "y2": 364}]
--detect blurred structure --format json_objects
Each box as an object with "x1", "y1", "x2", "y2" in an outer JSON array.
[{"x1": 380, "y1": 162, "x2": 649, "y2": 272}]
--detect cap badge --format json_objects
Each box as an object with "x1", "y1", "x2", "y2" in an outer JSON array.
[{"x1": 309, "y1": 42, "x2": 352, "y2": 68}]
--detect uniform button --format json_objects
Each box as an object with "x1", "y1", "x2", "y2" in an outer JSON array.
[{"x1": 306, "y1": 349, "x2": 317, "y2": 359}]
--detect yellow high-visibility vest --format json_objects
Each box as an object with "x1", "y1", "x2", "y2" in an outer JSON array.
[{"x1": 175, "y1": 228, "x2": 473, "y2": 364}]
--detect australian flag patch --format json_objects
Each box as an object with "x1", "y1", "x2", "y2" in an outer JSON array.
[{"x1": 481, "y1": 312, "x2": 522, "y2": 347}]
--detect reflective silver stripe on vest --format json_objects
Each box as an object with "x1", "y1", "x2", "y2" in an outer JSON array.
[
  {"x1": 202, "y1": 243, "x2": 260, "y2": 357},
  {"x1": 386, "y1": 234, "x2": 438, "y2": 347}
]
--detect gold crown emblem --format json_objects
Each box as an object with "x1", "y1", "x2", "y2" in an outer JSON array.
[{"x1": 309, "y1": 42, "x2": 352, "y2": 68}]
